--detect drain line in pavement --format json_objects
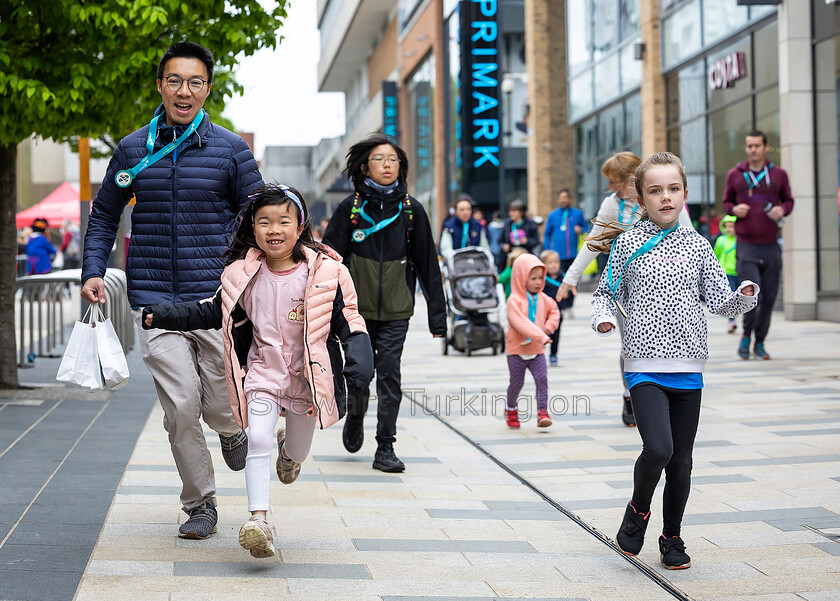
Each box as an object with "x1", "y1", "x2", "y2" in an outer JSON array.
[{"x1": 409, "y1": 396, "x2": 695, "y2": 601}]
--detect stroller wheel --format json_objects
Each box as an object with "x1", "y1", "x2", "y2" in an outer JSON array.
[
  {"x1": 491, "y1": 342, "x2": 498, "y2": 356},
  {"x1": 465, "y1": 342, "x2": 472, "y2": 356}
]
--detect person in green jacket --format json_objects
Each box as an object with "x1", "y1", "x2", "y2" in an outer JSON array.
[{"x1": 713, "y1": 215, "x2": 739, "y2": 333}]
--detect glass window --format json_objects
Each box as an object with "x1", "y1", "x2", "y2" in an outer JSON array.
[
  {"x1": 570, "y1": 70, "x2": 594, "y2": 122},
  {"x1": 598, "y1": 103, "x2": 624, "y2": 152},
  {"x1": 667, "y1": 60, "x2": 706, "y2": 125},
  {"x1": 663, "y1": 0, "x2": 702, "y2": 68},
  {"x1": 592, "y1": 0, "x2": 619, "y2": 60},
  {"x1": 813, "y1": 35, "x2": 840, "y2": 294},
  {"x1": 749, "y1": 5, "x2": 776, "y2": 22},
  {"x1": 620, "y1": 40, "x2": 642, "y2": 93},
  {"x1": 594, "y1": 53, "x2": 620, "y2": 105},
  {"x1": 754, "y1": 87, "x2": 779, "y2": 149},
  {"x1": 753, "y1": 22, "x2": 778, "y2": 89},
  {"x1": 566, "y1": 0, "x2": 592, "y2": 76},
  {"x1": 702, "y1": 0, "x2": 748, "y2": 47},
  {"x1": 707, "y1": 37, "x2": 752, "y2": 111},
  {"x1": 624, "y1": 93, "x2": 642, "y2": 146},
  {"x1": 707, "y1": 97, "x2": 752, "y2": 210},
  {"x1": 406, "y1": 56, "x2": 435, "y2": 207},
  {"x1": 620, "y1": 0, "x2": 640, "y2": 40}
]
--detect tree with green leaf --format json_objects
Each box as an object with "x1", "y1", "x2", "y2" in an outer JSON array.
[{"x1": 0, "y1": 0, "x2": 288, "y2": 387}]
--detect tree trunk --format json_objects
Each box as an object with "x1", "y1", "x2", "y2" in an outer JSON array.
[{"x1": 0, "y1": 143, "x2": 20, "y2": 388}]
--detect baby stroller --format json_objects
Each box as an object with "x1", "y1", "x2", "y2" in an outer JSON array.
[{"x1": 440, "y1": 246, "x2": 505, "y2": 356}]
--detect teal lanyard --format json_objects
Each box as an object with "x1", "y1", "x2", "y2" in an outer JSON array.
[
  {"x1": 114, "y1": 109, "x2": 205, "y2": 188},
  {"x1": 511, "y1": 221, "x2": 521, "y2": 241},
  {"x1": 352, "y1": 200, "x2": 402, "y2": 242},
  {"x1": 527, "y1": 292, "x2": 537, "y2": 322},
  {"x1": 743, "y1": 163, "x2": 772, "y2": 190},
  {"x1": 545, "y1": 275, "x2": 562, "y2": 287},
  {"x1": 559, "y1": 209, "x2": 569, "y2": 231},
  {"x1": 606, "y1": 224, "x2": 679, "y2": 315},
  {"x1": 461, "y1": 221, "x2": 469, "y2": 247},
  {"x1": 617, "y1": 198, "x2": 639, "y2": 226}
]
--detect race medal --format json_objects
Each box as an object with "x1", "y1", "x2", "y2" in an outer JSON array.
[
  {"x1": 352, "y1": 229, "x2": 366, "y2": 242},
  {"x1": 115, "y1": 170, "x2": 133, "y2": 188},
  {"x1": 615, "y1": 299, "x2": 628, "y2": 318}
]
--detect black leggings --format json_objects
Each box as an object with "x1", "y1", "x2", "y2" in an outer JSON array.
[{"x1": 629, "y1": 384, "x2": 702, "y2": 537}]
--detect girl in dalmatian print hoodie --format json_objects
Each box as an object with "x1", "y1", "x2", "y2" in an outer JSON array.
[{"x1": 590, "y1": 152, "x2": 759, "y2": 571}]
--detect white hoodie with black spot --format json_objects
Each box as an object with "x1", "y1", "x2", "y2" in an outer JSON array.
[{"x1": 591, "y1": 220, "x2": 759, "y2": 373}]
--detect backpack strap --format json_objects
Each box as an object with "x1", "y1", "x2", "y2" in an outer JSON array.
[{"x1": 402, "y1": 194, "x2": 415, "y2": 270}]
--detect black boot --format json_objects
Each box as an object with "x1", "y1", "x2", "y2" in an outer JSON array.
[
  {"x1": 659, "y1": 535, "x2": 691, "y2": 569},
  {"x1": 622, "y1": 395, "x2": 636, "y2": 427},
  {"x1": 343, "y1": 386, "x2": 369, "y2": 453},
  {"x1": 373, "y1": 443, "x2": 405, "y2": 473},
  {"x1": 342, "y1": 416, "x2": 364, "y2": 453},
  {"x1": 616, "y1": 502, "x2": 650, "y2": 555}
]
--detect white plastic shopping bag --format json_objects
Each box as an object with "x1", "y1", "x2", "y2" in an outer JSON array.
[
  {"x1": 93, "y1": 304, "x2": 130, "y2": 390},
  {"x1": 56, "y1": 304, "x2": 103, "y2": 390}
]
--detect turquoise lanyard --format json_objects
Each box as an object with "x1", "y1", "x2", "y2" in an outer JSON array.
[
  {"x1": 617, "y1": 198, "x2": 639, "y2": 226},
  {"x1": 461, "y1": 221, "x2": 470, "y2": 247},
  {"x1": 559, "y1": 208, "x2": 569, "y2": 232},
  {"x1": 352, "y1": 200, "x2": 402, "y2": 242},
  {"x1": 545, "y1": 275, "x2": 562, "y2": 287},
  {"x1": 527, "y1": 292, "x2": 537, "y2": 322},
  {"x1": 743, "y1": 163, "x2": 772, "y2": 191},
  {"x1": 114, "y1": 109, "x2": 205, "y2": 188},
  {"x1": 606, "y1": 224, "x2": 679, "y2": 316},
  {"x1": 511, "y1": 220, "x2": 522, "y2": 244}
]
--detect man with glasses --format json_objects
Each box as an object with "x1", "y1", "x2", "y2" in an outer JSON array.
[{"x1": 82, "y1": 42, "x2": 263, "y2": 539}]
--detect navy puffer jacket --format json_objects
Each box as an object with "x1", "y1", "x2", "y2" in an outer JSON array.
[{"x1": 82, "y1": 105, "x2": 263, "y2": 307}]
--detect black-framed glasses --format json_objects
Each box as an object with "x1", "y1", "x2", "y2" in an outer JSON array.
[
  {"x1": 164, "y1": 75, "x2": 207, "y2": 93},
  {"x1": 369, "y1": 155, "x2": 399, "y2": 164}
]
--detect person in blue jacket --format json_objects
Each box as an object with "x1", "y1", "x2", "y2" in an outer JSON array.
[
  {"x1": 80, "y1": 42, "x2": 264, "y2": 541},
  {"x1": 544, "y1": 189, "x2": 588, "y2": 272},
  {"x1": 26, "y1": 218, "x2": 56, "y2": 275}
]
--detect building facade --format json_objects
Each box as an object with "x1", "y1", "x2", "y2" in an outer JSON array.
[{"x1": 561, "y1": 0, "x2": 839, "y2": 321}]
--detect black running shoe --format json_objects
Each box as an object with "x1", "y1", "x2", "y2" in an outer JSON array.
[
  {"x1": 342, "y1": 416, "x2": 364, "y2": 453},
  {"x1": 616, "y1": 502, "x2": 650, "y2": 555},
  {"x1": 179, "y1": 502, "x2": 218, "y2": 539},
  {"x1": 622, "y1": 396, "x2": 635, "y2": 427},
  {"x1": 373, "y1": 443, "x2": 405, "y2": 473},
  {"x1": 219, "y1": 430, "x2": 248, "y2": 471},
  {"x1": 659, "y1": 535, "x2": 691, "y2": 569}
]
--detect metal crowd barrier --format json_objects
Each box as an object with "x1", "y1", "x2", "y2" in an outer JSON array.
[{"x1": 14, "y1": 268, "x2": 134, "y2": 367}]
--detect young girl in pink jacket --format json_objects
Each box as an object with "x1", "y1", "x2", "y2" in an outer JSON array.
[
  {"x1": 143, "y1": 184, "x2": 373, "y2": 559},
  {"x1": 504, "y1": 253, "x2": 560, "y2": 428}
]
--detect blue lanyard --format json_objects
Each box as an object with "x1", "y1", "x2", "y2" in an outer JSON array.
[
  {"x1": 559, "y1": 209, "x2": 569, "y2": 231},
  {"x1": 743, "y1": 164, "x2": 772, "y2": 190},
  {"x1": 545, "y1": 275, "x2": 562, "y2": 287},
  {"x1": 461, "y1": 221, "x2": 469, "y2": 247},
  {"x1": 115, "y1": 109, "x2": 205, "y2": 188},
  {"x1": 617, "y1": 198, "x2": 639, "y2": 226},
  {"x1": 352, "y1": 200, "x2": 402, "y2": 242},
  {"x1": 606, "y1": 224, "x2": 679, "y2": 316},
  {"x1": 527, "y1": 292, "x2": 537, "y2": 322}
]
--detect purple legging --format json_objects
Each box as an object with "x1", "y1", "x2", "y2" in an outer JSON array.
[{"x1": 506, "y1": 354, "x2": 548, "y2": 412}]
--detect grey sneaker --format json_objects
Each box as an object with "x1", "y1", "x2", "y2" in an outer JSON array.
[
  {"x1": 238, "y1": 516, "x2": 276, "y2": 558},
  {"x1": 178, "y1": 502, "x2": 217, "y2": 539},
  {"x1": 276, "y1": 429, "x2": 302, "y2": 484},
  {"x1": 219, "y1": 430, "x2": 248, "y2": 471}
]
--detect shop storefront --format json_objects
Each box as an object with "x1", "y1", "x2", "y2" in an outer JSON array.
[{"x1": 663, "y1": 1, "x2": 778, "y2": 232}]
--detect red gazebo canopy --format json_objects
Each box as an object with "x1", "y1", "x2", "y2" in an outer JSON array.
[{"x1": 16, "y1": 182, "x2": 80, "y2": 229}]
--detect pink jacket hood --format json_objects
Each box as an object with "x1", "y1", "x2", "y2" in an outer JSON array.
[{"x1": 505, "y1": 253, "x2": 560, "y2": 355}]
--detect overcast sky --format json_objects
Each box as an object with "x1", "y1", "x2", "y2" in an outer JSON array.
[{"x1": 223, "y1": 1, "x2": 346, "y2": 161}]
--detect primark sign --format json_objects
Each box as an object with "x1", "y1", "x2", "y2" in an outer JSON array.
[{"x1": 459, "y1": 0, "x2": 501, "y2": 206}]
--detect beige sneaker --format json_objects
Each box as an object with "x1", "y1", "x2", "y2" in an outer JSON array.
[
  {"x1": 276, "y1": 428, "x2": 301, "y2": 484},
  {"x1": 238, "y1": 516, "x2": 276, "y2": 559}
]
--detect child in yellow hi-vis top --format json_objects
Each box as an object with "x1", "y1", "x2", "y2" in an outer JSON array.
[{"x1": 713, "y1": 215, "x2": 739, "y2": 333}]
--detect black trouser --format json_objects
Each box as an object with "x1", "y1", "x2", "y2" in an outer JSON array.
[
  {"x1": 549, "y1": 312, "x2": 564, "y2": 355},
  {"x1": 346, "y1": 319, "x2": 409, "y2": 446},
  {"x1": 736, "y1": 240, "x2": 781, "y2": 344},
  {"x1": 629, "y1": 384, "x2": 702, "y2": 538}
]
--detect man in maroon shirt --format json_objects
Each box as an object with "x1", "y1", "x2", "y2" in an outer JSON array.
[{"x1": 722, "y1": 130, "x2": 794, "y2": 360}]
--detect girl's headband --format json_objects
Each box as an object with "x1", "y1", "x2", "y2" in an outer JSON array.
[{"x1": 248, "y1": 184, "x2": 306, "y2": 221}]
